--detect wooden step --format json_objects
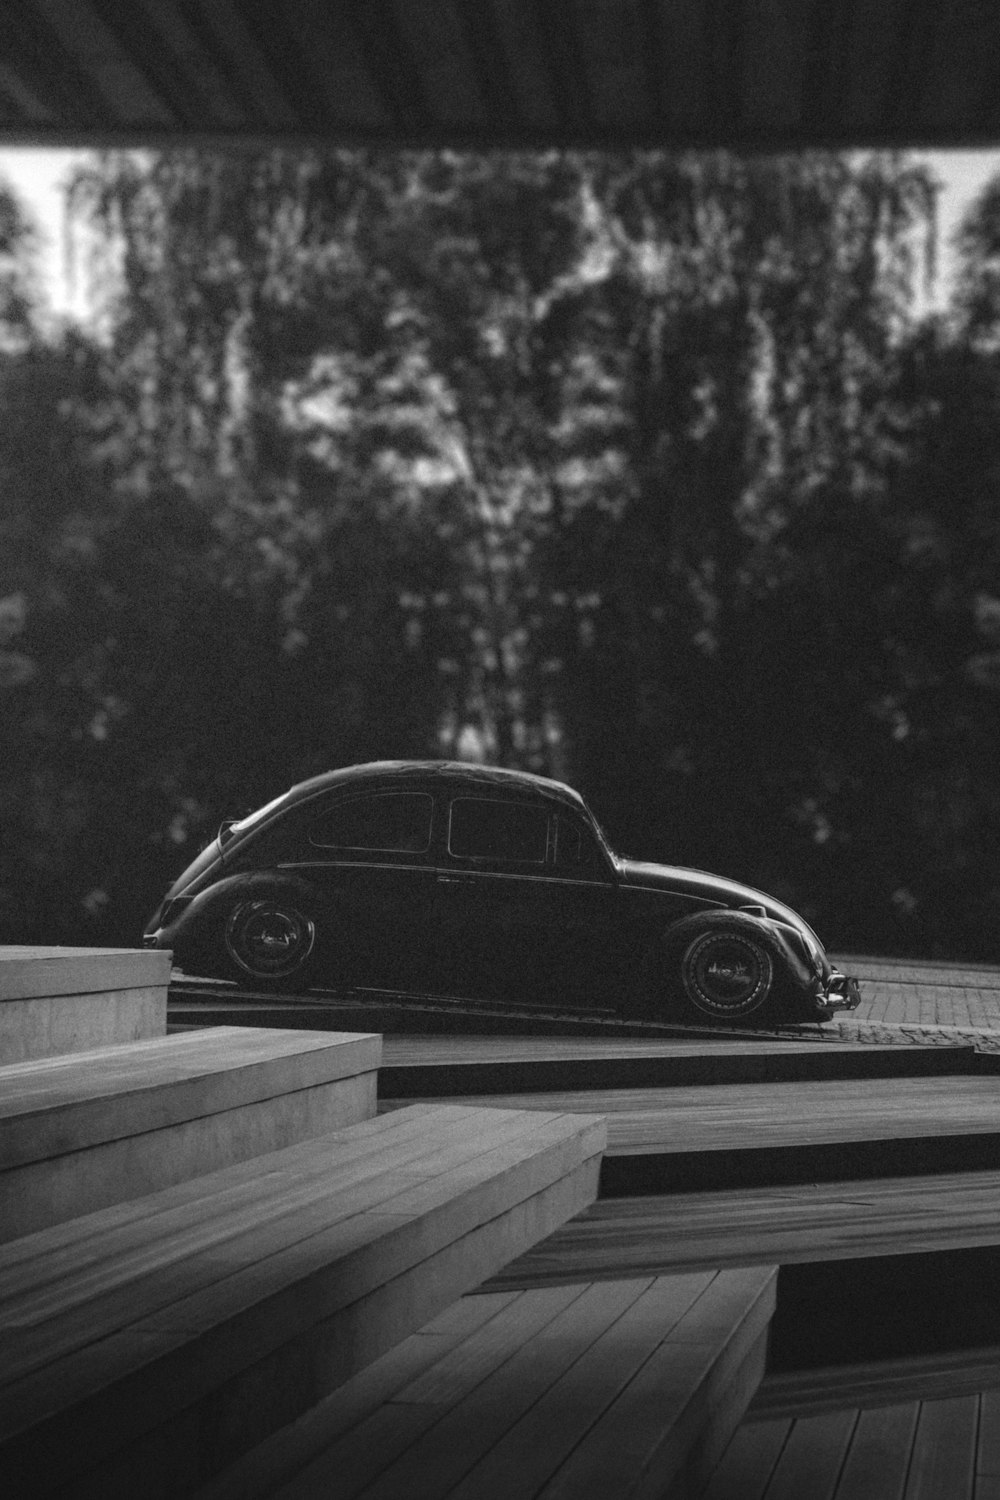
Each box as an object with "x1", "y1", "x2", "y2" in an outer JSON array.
[
  {"x1": 753, "y1": 1346, "x2": 1000, "y2": 1420},
  {"x1": 0, "y1": 1027, "x2": 380, "y2": 1239},
  {"x1": 377, "y1": 1034, "x2": 980, "y2": 1096},
  {"x1": 1, "y1": 1102, "x2": 605, "y2": 1498},
  {"x1": 387, "y1": 1074, "x2": 1000, "y2": 1194},
  {"x1": 487, "y1": 1169, "x2": 1000, "y2": 1286},
  {"x1": 1, "y1": 947, "x2": 171, "y2": 1063},
  {"x1": 197, "y1": 1265, "x2": 776, "y2": 1500}
]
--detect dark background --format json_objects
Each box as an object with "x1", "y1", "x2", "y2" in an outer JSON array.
[{"x1": 2, "y1": 148, "x2": 999, "y2": 960}]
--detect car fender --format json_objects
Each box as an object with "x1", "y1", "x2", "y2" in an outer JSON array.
[
  {"x1": 655, "y1": 908, "x2": 815, "y2": 993},
  {"x1": 169, "y1": 870, "x2": 330, "y2": 972}
]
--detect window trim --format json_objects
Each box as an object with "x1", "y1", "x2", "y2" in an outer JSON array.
[{"x1": 307, "y1": 791, "x2": 434, "y2": 855}]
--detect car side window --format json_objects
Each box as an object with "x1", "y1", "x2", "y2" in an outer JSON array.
[
  {"x1": 309, "y1": 793, "x2": 433, "y2": 854},
  {"x1": 553, "y1": 813, "x2": 602, "y2": 872},
  {"x1": 448, "y1": 798, "x2": 549, "y2": 865}
]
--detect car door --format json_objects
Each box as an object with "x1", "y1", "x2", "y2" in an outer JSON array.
[
  {"x1": 529, "y1": 807, "x2": 630, "y2": 1005},
  {"x1": 277, "y1": 788, "x2": 438, "y2": 991},
  {"x1": 430, "y1": 795, "x2": 623, "y2": 1008}
]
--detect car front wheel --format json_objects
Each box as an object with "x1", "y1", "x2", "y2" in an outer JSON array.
[
  {"x1": 224, "y1": 899, "x2": 317, "y2": 991},
  {"x1": 679, "y1": 926, "x2": 774, "y2": 1022}
]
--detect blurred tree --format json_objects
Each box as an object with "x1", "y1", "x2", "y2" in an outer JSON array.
[
  {"x1": 0, "y1": 176, "x2": 120, "y2": 939},
  {"x1": 523, "y1": 152, "x2": 940, "y2": 950},
  {"x1": 49, "y1": 151, "x2": 461, "y2": 937},
  {"x1": 865, "y1": 173, "x2": 1000, "y2": 958},
  {"x1": 8, "y1": 145, "x2": 1000, "y2": 963}
]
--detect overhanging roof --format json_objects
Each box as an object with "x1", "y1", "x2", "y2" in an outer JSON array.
[{"x1": 2, "y1": 1, "x2": 999, "y2": 152}]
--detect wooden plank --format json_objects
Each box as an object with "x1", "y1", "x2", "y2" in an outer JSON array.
[
  {"x1": 380, "y1": 1036, "x2": 884, "y2": 1064},
  {"x1": 0, "y1": 947, "x2": 172, "y2": 1000},
  {"x1": 832, "y1": 1402, "x2": 919, "y2": 1500},
  {"x1": 22, "y1": 1167, "x2": 600, "y2": 1499},
  {"x1": 425, "y1": 1275, "x2": 726, "y2": 1500},
  {"x1": 292, "y1": 1278, "x2": 659, "y2": 1499},
  {"x1": 489, "y1": 1168, "x2": 1000, "y2": 1285},
  {"x1": 1, "y1": 1107, "x2": 509, "y2": 1333},
  {"x1": 0, "y1": 1028, "x2": 382, "y2": 1165},
  {"x1": 531, "y1": 1269, "x2": 777, "y2": 1500},
  {"x1": 411, "y1": 1077, "x2": 1000, "y2": 1154},
  {"x1": 701, "y1": 1417, "x2": 792, "y2": 1500},
  {"x1": 3, "y1": 1109, "x2": 602, "y2": 1384},
  {"x1": 378, "y1": 1035, "x2": 976, "y2": 1096},
  {"x1": 405, "y1": 1075, "x2": 1000, "y2": 1192},
  {"x1": 978, "y1": 1388, "x2": 1000, "y2": 1480},
  {"x1": 1, "y1": 1110, "x2": 602, "y2": 1373},
  {"x1": 241, "y1": 1286, "x2": 594, "y2": 1500},
  {"x1": 755, "y1": 1349, "x2": 1000, "y2": 1420},
  {"x1": 1, "y1": 1067, "x2": 377, "y2": 1242},
  {"x1": 262, "y1": 1268, "x2": 775, "y2": 1500},
  {"x1": 0, "y1": 1106, "x2": 604, "y2": 1495},
  {"x1": 906, "y1": 1395, "x2": 978, "y2": 1500},
  {"x1": 0, "y1": 1105, "x2": 469, "y2": 1287},
  {"x1": 666, "y1": 1323, "x2": 772, "y2": 1500},
  {"x1": 202, "y1": 1285, "x2": 529, "y2": 1500},
  {"x1": 757, "y1": 1409, "x2": 858, "y2": 1500},
  {"x1": 0, "y1": 1028, "x2": 382, "y2": 1241}
]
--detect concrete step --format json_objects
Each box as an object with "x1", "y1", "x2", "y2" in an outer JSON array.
[
  {"x1": 0, "y1": 1026, "x2": 380, "y2": 1239},
  {"x1": 1, "y1": 1103, "x2": 605, "y2": 1498},
  {"x1": 196, "y1": 1264, "x2": 776, "y2": 1500},
  {"x1": 1, "y1": 946, "x2": 171, "y2": 1063}
]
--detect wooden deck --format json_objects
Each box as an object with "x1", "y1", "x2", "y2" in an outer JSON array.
[
  {"x1": 487, "y1": 1170, "x2": 1000, "y2": 1283},
  {"x1": 379, "y1": 1035, "x2": 980, "y2": 1093},
  {"x1": 706, "y1": 1394, "x2": 1000, "y2": 1500},
  {"x1": 0, "y1": 1028, "x2": 381, "y2": 1239},
  {"x1": 12, "y1": 948, "x2": 1000, "y2": 1495},
  {"x1": 372, "y1": 975, "x2": 1000, "y2": 1282},
  {"x1": 198, "y1": 1267, "x2": 777, "y2": 1500},
  {"x1": 1, "y1": 1103, "x2": 604, "y2": 1498},
  {"x1": 380, "y1": 1072, "x2": 1000, "y2": 1192}
]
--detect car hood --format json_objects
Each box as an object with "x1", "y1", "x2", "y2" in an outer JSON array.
[{"x1": 616, "y1": 857, "x2": 821, "y2": 945}]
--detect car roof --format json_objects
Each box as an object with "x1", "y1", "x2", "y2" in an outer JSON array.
[
  {"x1": 168, "y1": 761, "x2": 606, "y2": 900},
  {"x1": 275, "y1": 760, "x2": 588, "y2": 814}
]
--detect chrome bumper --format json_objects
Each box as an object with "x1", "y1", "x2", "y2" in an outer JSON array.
[{"x1": 814, "y1": 970, "x2": 862, "y2": 1013}]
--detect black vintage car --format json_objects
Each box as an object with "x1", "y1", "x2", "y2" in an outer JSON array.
[{"x1": 144, "y1": 760, "x2": 861, "y2": 1025}]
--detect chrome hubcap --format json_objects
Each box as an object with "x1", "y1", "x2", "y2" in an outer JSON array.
[
  {"x1": 227, "y1": 903, "x2": 314, "y2": 978},
  {"x1": 684, "y1": 932, "x2": 772, "y2": 1015}
]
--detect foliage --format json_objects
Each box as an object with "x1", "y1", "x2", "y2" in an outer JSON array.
[{"x1": 2, "y1": 148, "x2": 1000, "y2": 959}]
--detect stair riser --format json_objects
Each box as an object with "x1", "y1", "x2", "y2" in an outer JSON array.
[
  {"x1": 1, "y1": 1072, "x2": 376, "y2": 1241},
  {"x1": 2, "y1": 988, "x2": 167, "y2": 1064},
  {"x1": 379, "y1": 1046, "x2": 980, "y2": 1097},
  {"x1": 600, "y1": 1131, "x2": 1000, "y2": 1196},
  {"x1": 638, "y1": 1324, "x2": 771, "y2": 1500}
]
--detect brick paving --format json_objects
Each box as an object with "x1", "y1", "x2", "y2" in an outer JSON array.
[{"x1": 776, "y1": 954, "x2": 1000, "y2": 1051}]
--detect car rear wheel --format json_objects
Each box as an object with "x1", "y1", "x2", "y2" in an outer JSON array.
[
  {"x1": 224, "y1": 899, "x2": 316, "y2": 991},
  {"x1": 679, "y1": 927, "x2": 774, "y2": 1022}
]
